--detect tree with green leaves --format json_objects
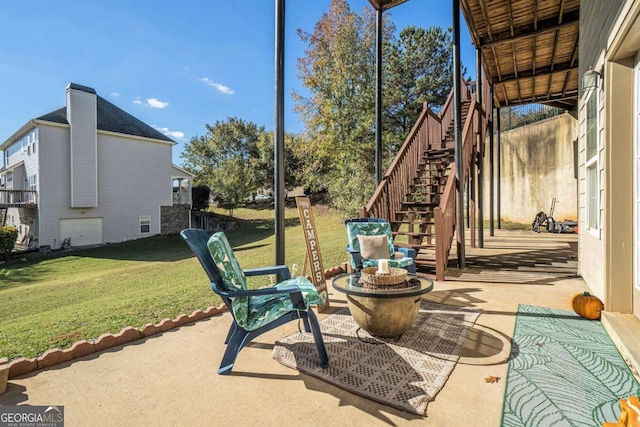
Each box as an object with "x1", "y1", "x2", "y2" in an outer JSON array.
[
  {"x1": 253, "y1": 131, "x2": 302, "y2": 194},
  {"x1": 293, "y1": 0, "x2": 392, "y2": 215},
  {"x1": 181, "y1": 117, "x2": 262, "y2": 216},
  {"x1": 293, "y1": 0, "x2": 458, "y2": 215},
  {"x1": 383, "y1": 25, "x2": 457, "y2": 150}
]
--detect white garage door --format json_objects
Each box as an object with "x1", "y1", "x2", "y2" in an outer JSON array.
[{"x1": 59, "y1": 218, "x2": 103, "y2": 247}]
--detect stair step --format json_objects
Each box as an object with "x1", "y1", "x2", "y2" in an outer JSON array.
[
  {"x1": 408, "y1": 186, "x2": 442, "y2": 192},
  {"x1": 395, "y1": 210, "x2": 435, "y2": 216},
  {"x1": 414, "y1": 259, "x2": 437, "y2": 267},
  {"x1": 405, "y1": 197, "x2": 440, "y2": 203},
  {"x1": 415, "y1": 174, "x2": 447, "y2": 180},
  {"x1": 392, "y1": 219, "x2": 435, "y2": 225},
  {"x1": 417, "y1": 168, "x2": 445, "y2": 173},
  {"x1": 395, "y1": 242, "x2": 437, "y2": 251},
  {"x1": 393, "y1": 231, "x2": 435, "y2": 238},
  {"x1": 402, "y1": 201, "x2": 439, "y2": 207},
  {"x1": 413, "y1": 175, "x2": 448, "y2": 181}
]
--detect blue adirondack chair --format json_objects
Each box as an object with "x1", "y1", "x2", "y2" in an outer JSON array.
[
  {"x1": 180, "y1": 228, "x2": 329, "y2": 375},
  {"x1": 344, "y1": 218, "x2": 417, "y2": 274}
]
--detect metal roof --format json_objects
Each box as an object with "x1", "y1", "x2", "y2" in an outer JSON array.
[{"x1": 461, "y1": 0, "x2": 579, "y2": 110}]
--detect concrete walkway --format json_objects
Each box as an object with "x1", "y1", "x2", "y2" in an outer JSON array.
[{"x1": 0, "y1": 230, "x2": 586, "y2": 426}]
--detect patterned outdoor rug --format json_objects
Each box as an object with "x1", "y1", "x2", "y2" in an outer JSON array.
[
  {"x1": 501, "y1": 304, "x2": 640, "y2": 426},
  {"x1": 272, "y1": 301, "x2": 480, "y2": 415}
]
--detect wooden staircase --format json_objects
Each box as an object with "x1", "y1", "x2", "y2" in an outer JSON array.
[
  {"x1": 361, "y1": 78, "x2": 487, "y2": 279},
  {"x1": 392, "y1": 99, "x2": 470, "y2": 270}
]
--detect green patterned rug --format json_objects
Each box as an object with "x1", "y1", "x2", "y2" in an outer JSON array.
[{"x1": 502, "y1": 304, "x2": 640, "y2": 426}]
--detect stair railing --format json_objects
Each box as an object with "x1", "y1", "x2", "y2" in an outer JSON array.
[
  {"x1": 361, "y1": 77, "x2": 473, "y2": 221},
  {"x1": 438, "y1": 77, "x2": 473, "y2": 147},
  {"x1": 360, "y1": 103, "x2": 441, "y2": 221},
  {"x1": 433, "y1": 91, "x2": 479, "y2": 280}
]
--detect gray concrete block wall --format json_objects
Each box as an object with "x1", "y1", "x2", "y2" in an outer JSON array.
[{"x1": 483, "y1": 113, "x2": 578, "y2": 224}]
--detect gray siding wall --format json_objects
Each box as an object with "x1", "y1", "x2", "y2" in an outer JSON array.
[
  {"x1": 67, "y1": 87, "x2": 98, "y2": 208},
  {"x1": 38, "y1": 124, "x2": 72, "y2": 249},
  {"x1": 579, "y1": 0, "x2": 625, "y2": 87},
  {"x1": 3, "y1": 127, "x2": 40, "y2": 241},
  {"x1": 37, "y1": 123, "x2": 175, "y2": 248},
  {"x1": 97, "y1": 133, "x2": 173, "y2": 243}
]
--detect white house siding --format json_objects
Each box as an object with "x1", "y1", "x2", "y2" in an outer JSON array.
[
  {"x1": 4, "y1": 128, "x2": 39, "y2": 186},
  {"x1": 36, "y1": 123, "x2": 176, "y2": 248},
  {"x1": 96, "y1": 132, "x2": 174, "y2": 243},
  {"x1": 67, "y1": 87, "x2": 98, "y2": 208},
  {"x1": 2, "y1": 126, "x2": 41, "y2": 242},
  {"x1": 578, "y1": 82, "x2": 606, "y2": 300},
  {"x1": 38, "y1": 124, "x2": 73, "y2": 249}
]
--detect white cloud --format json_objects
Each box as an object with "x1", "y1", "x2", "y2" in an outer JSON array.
[
  {"x1": 133, "y1": 97, "x2": 169, "y2": 108},
  {"x1": 153, "y1": 125, "x2": 185, "y2": 140},
  {"x1": 146, "y1": 98, "x2": 169, "y2": 109},
  {"x1": 201, "y1": 77, "x2": 234, "y2": 95},
  {"x1": 110, "y1": 92, "x2": 121, "y2": 98}
]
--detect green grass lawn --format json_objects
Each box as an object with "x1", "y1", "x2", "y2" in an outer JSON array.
[{"x1": 0, "y1": 205, "x2": 349, "y2": 361}]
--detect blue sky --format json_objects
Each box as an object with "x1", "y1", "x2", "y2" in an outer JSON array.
[{"x1": 0, "y1": 0, "x2": 474, "y2": 163}]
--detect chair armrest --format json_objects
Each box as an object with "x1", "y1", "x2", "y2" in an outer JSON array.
[
  {"x1": 394, "y1": 246, "x2": 416, "y2": 259},
  {"x1": 243, "y1": 265, "x2": 292, "y2": 280},
  {"x1": 213, "y1": 283, "x2": 301, "y2": 299},
  {"x1": 225, "y1": 284, "x2": 307, "y2": 310},
  {"x1": 345, "y1": 245, "x2": 360, "y2": 256}
]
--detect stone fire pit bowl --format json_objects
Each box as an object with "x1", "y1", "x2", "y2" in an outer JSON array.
[{"x1": 331, "y1": 270, "x2": 433, "y2": 338}]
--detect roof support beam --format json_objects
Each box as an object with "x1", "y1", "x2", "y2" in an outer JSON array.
[
  {"x1": 478, "y1": 11, "x2": 578, "y2": 49},
  {"x1": 491, "y1": 45, "x2": 503, "y2": 81},
  {"x1": 506, "y1": 0, "x2": 514, "y2": 37},
  {"x1": 558, "y1": 0, "x2": 566, "y2": 24},
  {"x1": 550, "y1": 29, "x2": 560, "y2": 71},
  {"x1": 492, "y1": 60, "x2": 577, "y2": 85},
  {"x1": 477, "y1": 0, "x2": 493, "y2": 41}
]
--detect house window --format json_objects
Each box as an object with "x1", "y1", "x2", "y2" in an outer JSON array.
[
  {"x1": 585, "y1": 88, "x2": 599, "y2": 231},
  {"x1": 27, "y1": 174, "x2": 37, "y2": 191},
  {"x1": 140, "y1": 216, "x2": 151, "y2": 233}
]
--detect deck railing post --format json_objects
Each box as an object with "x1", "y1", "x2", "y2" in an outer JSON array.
[{"x1": 453, "y1": 0, "x2": 466, "y2": 268}]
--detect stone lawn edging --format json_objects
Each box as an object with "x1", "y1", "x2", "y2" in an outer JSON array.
[{"x1": 2, "y1": 264, "x2": 348, "y2": 387}]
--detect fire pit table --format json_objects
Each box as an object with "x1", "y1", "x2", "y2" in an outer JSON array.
[{"x1": 331, "y1": 272, "x2": 434, "y2": 337}]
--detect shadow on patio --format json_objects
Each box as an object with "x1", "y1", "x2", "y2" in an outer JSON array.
[{"x1": 0, "y1": 229, "x2": 588, "y2": 426}]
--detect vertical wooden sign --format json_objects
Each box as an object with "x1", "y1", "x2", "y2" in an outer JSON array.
[{"x1": 296, "y1": 197, "x2": 330, "y2": 311}]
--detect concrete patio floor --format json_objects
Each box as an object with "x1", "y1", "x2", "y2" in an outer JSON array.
[{"x1": 0, "y1": 230, "x2": 588, "y2": 426}]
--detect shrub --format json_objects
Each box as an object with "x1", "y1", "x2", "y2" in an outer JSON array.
[
  {"x1": 0, "y1": 226, "x2": 18, "y2": 260},
  {"x1": 191, "y1": 185, "x2": 211, "y2": 211}
]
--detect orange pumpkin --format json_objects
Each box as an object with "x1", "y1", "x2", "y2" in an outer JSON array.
[
  {"x1": 571, "y1": 292, "x2": 604, "y2": 320},
  {"x1": 602, "y1": 396, "x2": 640, "y2": 427}
]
